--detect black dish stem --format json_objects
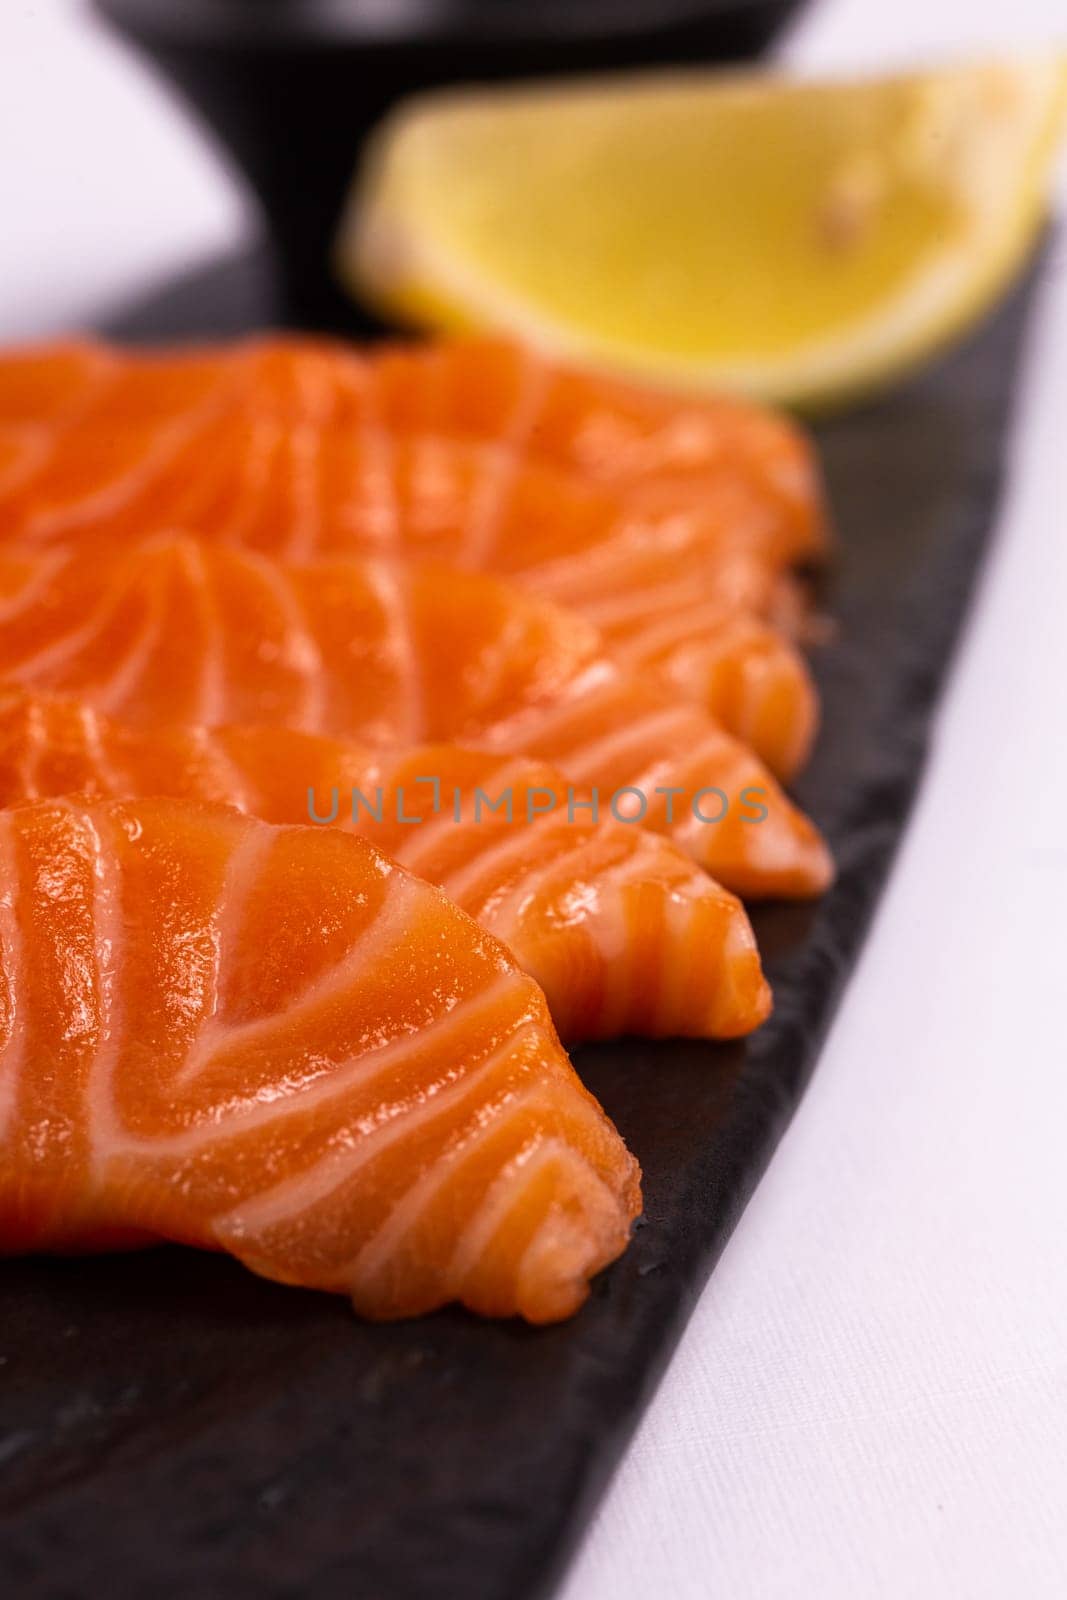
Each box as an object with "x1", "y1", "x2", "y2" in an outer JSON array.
[{"x1": 91, "y1": 0, "x2": 805, "y2": 329}]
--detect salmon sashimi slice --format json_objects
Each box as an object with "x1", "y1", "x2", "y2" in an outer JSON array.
[
  {"x1": 479, "y1": 671, "x2": 832, "y2": 902},
  {"x1": 361, "y1": 337, "x2": 829, "y2": 568},
  {"x1": 0, "y1": 335, "x2": 826, "y2": 562},
  {"x1": 0, "y1": 335, "x2": 365, "y2": 430},
  {"x1": 0, "y1": 416, "x2": 818, "y2": 776},
  {"x1": 0, "y1": 537, "x2": 831, "y2": 897},
  {"x1": 0, "y1": 537, "x2": 600, "y2": 745},
  {"x1": 0, "y1": 794, "x2": 640, "y2": 1322},
  {"x1": 0, "y1": 689, "x2": 770, "y2": 1042},
  {"x1": 0, "y1": 358, "x2": 799, "y2": 580},
  {"x1": 567, "y1": 561, "x2": 818, "y2": 781},
  {"x1": 0, "y1": 337, "x2": 824, "y2": 776},
  {"x1": 308, "y1": 742, "x2": 773, "y2": 1040}
]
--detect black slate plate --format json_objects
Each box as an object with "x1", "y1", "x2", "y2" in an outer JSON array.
[{"x1": 0, "y1": 249, "x2": 1043, "y2": 1599}]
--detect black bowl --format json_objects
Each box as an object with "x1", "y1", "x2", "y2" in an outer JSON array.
[{"x1": 92, "y1": 0, "x2": 808, "y2": 327}]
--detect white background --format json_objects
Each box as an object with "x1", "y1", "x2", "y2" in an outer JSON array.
[{"x1": 2, "y1": 3, "x2": 1065, "y2": 1597}]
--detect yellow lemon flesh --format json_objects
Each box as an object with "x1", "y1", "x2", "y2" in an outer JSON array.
[{"x1": 339, "y1": 58, "x2": 1067, "y2": 407}]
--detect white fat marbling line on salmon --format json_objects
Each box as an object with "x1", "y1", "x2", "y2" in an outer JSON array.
[
  {"x1": 592, "y1": 823, "x2": 693, "y2": 909},
  {"x1": 0, "y1": 815, "x2": 26, "y2": 1143},
  {"x1": 108, "y1": 964, "x2": 527, "y2": 1164},
  {"x1": 18, "y1": 423, "x2": 174, "y2": 539},
  {"x1": 474, "y1": 660, "x2": 615, "y2": 753},
  {"x1": 238, "y1": 545, "x2": 327, "y2": 732},
  {"x1": 667, "y1": 728, "x2": 744, "y2": 787},
  {"x1": 359, "y1": 558, "x2": 424, "y2": 747},
  {"x1": 342, "y1": 423, "x2": 401, "y2": 550},
  {"x1": 385, "y1": 756, "x2": 533, "y2": 875},
  {"x1": 279, "y1": 413, "x2": 323, "y2": 565},
  {"x1": 496, "y1": 346, "x2": 557, "y2": 451},
  {"x1": 456, "y1": 608, "x2": 557, "y2": 736},
  {"x1": 0, "y1": 426, "x2": 52, "y2": 497},
  {"x1": 403, "y1": 432, "x2": 468, "y2": 550},
  {"x1": 77, "y1": 801, "x2": 129, "y2": 1176},
  {"x1": 169, "y1": 822, "x2": 292, "y2": 1091},
  {"x1": 15, "y1": 366, "x2": 231, "y2": 540},
  {"x1": 459, "y1": 823, "x2": 656, "y2": 956},
  {"x1": 451, "y1": 1132, "x2": 627, "y2": 1318},
  {"x1": 343, "y1": 1077, "x2": 550, "y2": 1299},
  {"x1": 0, "y1": 548, "x2": 143, "y2": 685},
  {"x1": 512, "y1": 1169, "x2": 614, "y2": 1308},
  {"x1": 458, "y1": 434, "x2": 522, "y2": 572},
  {"x1": 181, "y1": 540, "x2": 228, "y2": 728},
  {"x1": 573, "y1": 572, "x2": 717, "y2": 629},
  {"x1": 443, "y1": 1127, "x2": 547, "y2": 1287},
  {"x1": 191, "y1": 726, "x2": 259, "y2": 815},
  {"x1": 213, "y1": 992, "x2": 533, "y2": 1244},
  {"x1": 192, "y1": 415, "x2": 283, "y2": 550},
  {"x1": 602, "y1": 604, "x2": 741, "y2": 668},
  {"x1": 227, "y1": 418, "x2": 284, "y2": 546},
  {"x1": 74, "y1": 699, "x2": 127, "y2": 796},
  {"x1": 8, "y1": 694, "x2": 49, "y2": 798},
  {"x1": 171, "y1": 859, "x2": 443, "y2": 1100},
  {"x1": 78, "y1": 555, "x2": 170, "y2": 717},
  {"x1": 509, "y1": 530, "x2": 660, "y2": 605},
  {"x1": 560, "y1": 833, "x2": 700, "y2": 1030},
  {"x1": 0, "y1": 547, "x2": 70, "y2": 622},
  {"x1": 539, "y1": 704, "x2": 698, "y2": 782},
  {"x1": 435, "y1": 820, "x2": 595, "y2": 916},
  {"x1": 450, "y1": 345, "x2": 554, "y2": 569},
  {"x1": 454, "y1": 1134, "x2": 619, "y2": 1300},
  {"x1": 271, "y1": 340, "x2": 352, "y2": 428}
]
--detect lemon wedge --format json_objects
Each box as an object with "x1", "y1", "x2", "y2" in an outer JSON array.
[{"x1": 338, "y1": 58, "x2": 1067, "y2": 407}]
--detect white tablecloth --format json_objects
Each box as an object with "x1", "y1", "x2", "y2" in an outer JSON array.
[{"x1": 2, "y1": 4, "x2": 1065, "y2": 1596}]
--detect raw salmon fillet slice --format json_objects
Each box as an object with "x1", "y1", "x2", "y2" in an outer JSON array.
[
  {"x1": 361, "y1": 336, "x2": 829, "y2": 568},
  {"x1": 0, "y1": 689, "x2": 770, "y2": 1042},
  {"x1": 0, "y1": 415, "x2": 817, "y2": 776},
  {"x1": 479, "y1": 670, "x2": 832, "y2": 902},
  {"x1": 0, "y1": 537, "x2": 831, "y2": 897},
  {"x1": 0, "y1": 334, "x2": 827, "y2": 562},
  {"x1": 0, "y1": 336, "x2": 823, "y2": 776},
  {"x1": 0, "y1": 794, "x2": 640, "y2": 1322},
  {"x1": 0, "y1": 336, "x2": 360, "y2": 431}
]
